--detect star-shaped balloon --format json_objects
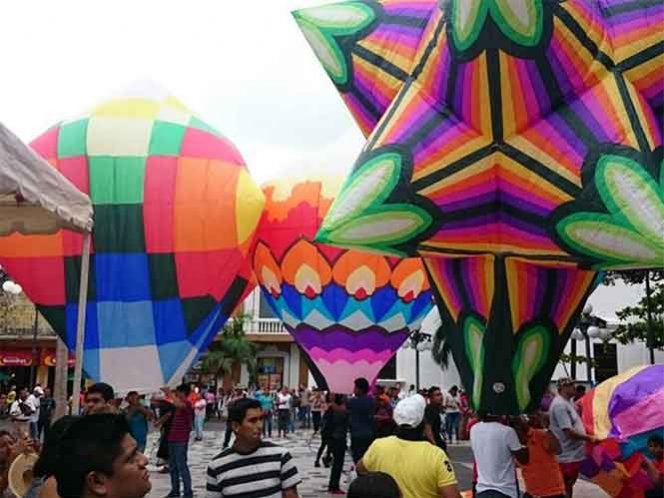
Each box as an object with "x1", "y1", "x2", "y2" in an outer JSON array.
[{"x1": 295, "y1": 0, "x2": 663, "y2": 413}]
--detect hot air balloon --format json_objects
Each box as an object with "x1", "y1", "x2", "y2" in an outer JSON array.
[
  {"x1": 0, "y1": 84, "x2": 265, "y2": 393},
  {"x1": 253, "y1": 177, "x2": 433, "y2": 393},
  {"x1": 577, "y1": 365, "x2": 664, "y2": 498},
  {"x1": 295, "y1": 0, "x2": 663, "y2": 413}
]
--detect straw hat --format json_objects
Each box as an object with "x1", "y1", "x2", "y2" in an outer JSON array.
[{"x1": 8, "y1": 452, "x2": 38, "y2": 498}]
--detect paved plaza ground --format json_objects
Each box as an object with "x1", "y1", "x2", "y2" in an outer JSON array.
[{"x1": 146, "y1": 422, "x2": 608, "y2": 498}]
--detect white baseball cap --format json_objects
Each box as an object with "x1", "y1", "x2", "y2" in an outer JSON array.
[{"x1": 393, "y1": 394, "x2": 426, "y2": 427}]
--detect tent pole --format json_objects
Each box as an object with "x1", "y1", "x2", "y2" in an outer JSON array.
[{"x1": 71, "y1": 232, "x2": 91, "y2": 415}]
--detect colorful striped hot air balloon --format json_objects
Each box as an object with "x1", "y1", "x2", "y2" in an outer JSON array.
[
  {"x1": 0, "y1": 84, "x2": 265, "y2": 393},
  {"x1": 253, "y1": 176, "x2": 433, "y2": 393}
]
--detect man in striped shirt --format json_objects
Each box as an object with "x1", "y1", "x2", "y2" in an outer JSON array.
[{"x1": 206, "y1": 398, "x2": 301, "y2": 498}]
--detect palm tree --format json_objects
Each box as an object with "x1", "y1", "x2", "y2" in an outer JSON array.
[
  {"x1": 201, "y1": 313, "x2": 258, "y2": 387},
  {"x1": 431, "y1": 314, "x2": 453, "y2": 369}
]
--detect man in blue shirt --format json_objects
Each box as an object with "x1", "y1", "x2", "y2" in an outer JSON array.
[
  {"x1": 255, "y1": 389, "x2": 274, "y2": 438},
  {"x1": 348, "y1": 377, "x2": 376, "y2": 463}
]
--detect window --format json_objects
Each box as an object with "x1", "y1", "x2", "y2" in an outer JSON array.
[
  {"x1": 259, "y1": 293, "x2": 279, "y2": 319},
  {"x1": 593, "y1": 343, "x2": 617, "y2": 383}
]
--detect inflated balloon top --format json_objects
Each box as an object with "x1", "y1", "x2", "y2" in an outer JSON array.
[
  {"x1": 296, "y1": 0, "x2": 663, "y2": 267},
  {"x1": 295, "y1": 0, "x2": 663, "y2": 413},
  {"x1": 254, "y1": 176, "x2": 433, "y2": 393},
  {"x1": 0, "y1": 84, "x2": 265, "y2": 393}
]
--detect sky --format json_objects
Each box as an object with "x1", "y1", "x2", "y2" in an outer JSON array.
[
  {"x1": 0, "y1": 1, "x2": 646, "y2": 320},
  {"x1": 0, "y1": 0, "x2": 364, "y2": 184}
]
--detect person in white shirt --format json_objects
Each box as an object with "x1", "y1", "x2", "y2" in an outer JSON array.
[
  {"x1": 549, "y1": 378, "x2": 598, "y2": 498},
  {"x1": 26, "y1": 387, "x2": 42, "y2": 440},
  {"x1": 9, "y1": 388, "x2": 34, "y2": 438},
  {"x1": 444, "y1": 386, "x2": 461, "y2": 443},
  {"x1": 470, "y1": 412, "x2": 529, "y2": 498},
  {"x1": 276, "y1": 386, "x2": 293, "y2": 438}
]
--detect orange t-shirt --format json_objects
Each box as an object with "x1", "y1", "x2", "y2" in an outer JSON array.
[{"x1": 521, "y1": 429, "x2": 566, "y2": 497}]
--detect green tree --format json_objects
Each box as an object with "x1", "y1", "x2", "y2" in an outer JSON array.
[
  {"x1": 604, "y1": 270, "x2": 664, "y2": 349},
  {"x1": 201, "y1": 313, "x2": 258, "y2": 386}
]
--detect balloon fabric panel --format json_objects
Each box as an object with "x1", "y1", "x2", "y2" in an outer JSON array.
[
  {"x1": 0, "y1": 88, "x2": 265, "y2": 393},
  {"x1": 254, "y1": 177, "x2": 433, "y2": 393},
  {"x1": 293, "y1": 0, "x2": 438, "y2": 137},
  {"x1": 303, "y1": 0, "x2": 663, "y2": 271},
  {"x1": 425, "y1": 255, "x2": 599, "y2": 414}
]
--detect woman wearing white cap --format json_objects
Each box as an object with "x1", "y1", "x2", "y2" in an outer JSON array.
[{"x1": 357, "y1": 395, "x2": 461, "y2": 498}]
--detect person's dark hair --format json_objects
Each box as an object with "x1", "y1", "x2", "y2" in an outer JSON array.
[
  {"x1": 87, "y1": 382, "x2": 115, "y2": 402},
  {"x1": 648, "y1": 435, "x2": 664, "y2": 447},
  {"x1": 334, "y1": 394, "x2": 346, "y2": 405},
  {"x1": 126, "y1": 390, "x2": 138, "y2": 398},
  {"x1": 395, "y1": 422, "x2": 426, "y2": 442},
  {"x1": 176, "y1": 383, "x2": 191, "y2": 396},
  {"x1": 354, "y1": 377, "x2": 370, "y2": 394},
  {"x1": 348, "y1": 471, "x2": 401, "y2": 498},
  {"x1": 0, "y1": 430, "x2": 12, "y2": 439},
  {"x1": 33, "y1": 416, "x2": 81, "y2": 478},
  {"x1": 228, "y1": 398, "x2": 262, "y2": 427},
  {"x1": 54, "y1": 414, "x2": 131, "y2": 498},
  {"x1": 428, "y1": 386, "x2": 441, "y2": 398}
]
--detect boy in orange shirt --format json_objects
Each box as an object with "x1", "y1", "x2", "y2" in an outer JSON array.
[{"x1": 520, "y1": 412, "x2": 566, "y2": 498}]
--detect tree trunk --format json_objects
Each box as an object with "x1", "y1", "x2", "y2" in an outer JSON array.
[{"x1": 53, "y1": 336, "x2": 69, "y2": 420}]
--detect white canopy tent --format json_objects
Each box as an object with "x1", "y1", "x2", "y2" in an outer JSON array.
[{"x1": 0, "y1": 122, "x2": 93, "y2": 414}]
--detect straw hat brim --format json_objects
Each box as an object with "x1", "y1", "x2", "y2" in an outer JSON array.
[{"x1": 8, "y1": 452, "x2": 38, "y2": 498}]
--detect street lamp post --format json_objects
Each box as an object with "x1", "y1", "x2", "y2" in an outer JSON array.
[
  {"x1": 402, "y1": 330, "x2": 432, "y2": 391},
  {"x1": 571, "y1": 303, "x2": 606, "y2": 385}
]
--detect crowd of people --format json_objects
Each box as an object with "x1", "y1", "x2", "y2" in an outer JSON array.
[{"x1": 0, "y1": 377, "x2": 660, "y2": 498}]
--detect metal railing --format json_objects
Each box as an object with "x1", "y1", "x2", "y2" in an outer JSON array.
[{"x1": 248, "y1": 319, "x2": 288, "y2": 335}]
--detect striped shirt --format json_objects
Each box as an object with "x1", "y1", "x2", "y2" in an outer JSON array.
[
  {"x1": 167, "y1": 401, "x2": 193, "y2": 443},
  {"x1": 206, "y1": 441, "x2": 300, "y2": 498}
]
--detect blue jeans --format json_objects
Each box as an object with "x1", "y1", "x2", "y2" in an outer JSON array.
[
  {"x1": 194, "y1": 414, "x2": 205, "y2": 439},
  {"x1": 168, "y1": 442, "x2": 192, "y2": 497},
  {"x1": 446, "y1": 412, "x2": 460, "y2": 442},
  {"x1": 262, "y1": 411, "x2": 272, "y2": 437}
]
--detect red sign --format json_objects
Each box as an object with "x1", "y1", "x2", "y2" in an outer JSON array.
[
  {"x1": 0, "y1": 351, "x2": 33, "y2": 367},
  {"x1": 0, "y1": 349, "x2": 75, "y2": 368},
  {"x1": 41, "y1": 350, "x2": 76, "y2": 367}
]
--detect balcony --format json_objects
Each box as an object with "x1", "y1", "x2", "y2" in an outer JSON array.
[{"x1": 250, "y1": 319, "x2": 288, "y2": 335}]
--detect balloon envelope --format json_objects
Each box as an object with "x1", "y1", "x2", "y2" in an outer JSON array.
[
  {"x1": 299, "y1": 0, "x2": 663, "y2": 271},
  {"x1": 579, "y1": 364, "x2": 664, "y2": 458},
  {"x1": 253, "y1": 177, "x2": 433, "y2": 393},
  {"x1": 0, "y1": 85, "x2": 265, "y2": 393}
]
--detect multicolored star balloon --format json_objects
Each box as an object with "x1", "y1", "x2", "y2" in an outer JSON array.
[{"x1": 295, "y1": 0, "x2": 663, "y2": 412}]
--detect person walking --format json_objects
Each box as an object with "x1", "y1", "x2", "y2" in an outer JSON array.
[
  {"x1": 299, "y1": 387, "x2": 311, "y2": 429},
  {"x1": 206, "y1": 397, "x2": 301, "y2": 498},
  {"x1": 37, "y1": 387, "x2": 55, "y2": 441},
  {"x1": 425, "y1": 386, "x2": 447, "y2": 451},
  {"x1": 357, "y1": 394, "x2": 461, "y2": 498},
  {"x1": 256, "y1": 389, "x2": 274, "y2": 438},
  {"x1": 276, "y1": 386, "x2": 292, "y2": 438},
  {"x1": 444, "y1": 386, "x2": 461, "y2": 444},
  {"x1": 311, "y1": 389, "x2": 325, "y2": 434},
  {"x1": 193, "y1": 394, "x2": 207, "y2": 441},
  {"x1": 327, "y1": 394, "x2": 349, "y2": 495},
  {"x1": 314, "y1": 395, "x2": 333, "y2": 468},
  {"x1": 549, "y1": 379, "x2": 598, "y2": 498},
  {"x1": 26, "y1": 387, "x2": 42, "y2": 440},
  {"x1": 164, "y1": 384, "x2": 194, "y2": 498},
  {"x1": 470, "y1": 411, "x2": 529, "y2": 498},
  {"x1": 348, "y1": 377, "x2": 375, "y2": 463}
]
